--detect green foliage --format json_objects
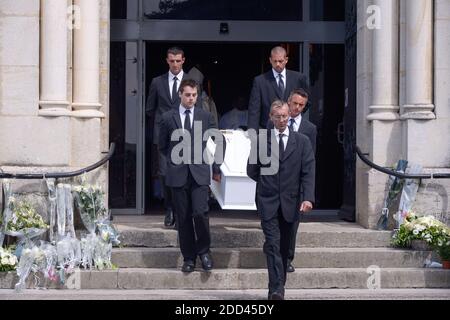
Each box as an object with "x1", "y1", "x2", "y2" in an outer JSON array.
[
  {"x1": 436, "y1": 244, "x2": 450, "y2": 261},
  {"x1": 7, "y1": 199, "x2": 48, "y2": 231},
  {"x1": 392, "y1": 212, "x2": 450, "y2": 261},
  {"x1": 73, "y1": 185, "x2": 107, "y2": 223}
]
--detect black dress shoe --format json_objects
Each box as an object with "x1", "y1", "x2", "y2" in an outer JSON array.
[
  {"x1": 287, "y1": 261, "x2": 295, "y2": 273},
  {"x1": 199, "y1": 253, "x2": 213, "y2": 271},
  {"x1": 164, "y1": 209, "x2": 175, "y2": 227},
  {"x1": 181, "y1": 261, "x2": 195, "y2": 273},
  {"x1": 268, "y1": 292, "x2": 284, "y2": 300}
]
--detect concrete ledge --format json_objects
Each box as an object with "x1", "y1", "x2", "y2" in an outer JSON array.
[
  {"x1": 111, "y1": 247, "x2": 431, "y2": 269},
  {"x1": 116, "y1": 224, "x2": 393, "y2": 248},
  {"x1": 1, "y1": 268, "x2": 448, "y2": 290}
]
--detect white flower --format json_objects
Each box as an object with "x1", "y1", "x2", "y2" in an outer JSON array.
[
  {"x1": 415, "y1": 225, "x2": 426, "y2": 232},
  {"x1": 100, "y1": 230, "x2": 110, "y2": 242},
  {"x1": 8, "y1": 256, "x2": 17, "y2": 266},
  {"x1": 413, "y1": 229, "x2": 419, "y2": 235},
  {"x1": 1, "y1": 257, "x2": 9, "y2": 265}
]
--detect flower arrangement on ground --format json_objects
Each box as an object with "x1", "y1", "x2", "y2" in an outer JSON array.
[
  {"x1": 434, "y1": 235, "x2": 450, "y2": 262},
  {"x1": 6, "y1": 198, "x2": 48, "y2": 232},
  {"x1": 392, "y1": 212, "x2": 450, "y2": 264},
  {"x1": 392, "y1": 212, "x2": 450, "y2": 247},
  {"x1": 73, "y1": 183, "x2": 117, "y2": 271},
  {"x1": 72, "y1": 184, "x2": 107, "y2": 234},
  {"x1": 0, "y1": 246, "x2": 18, "y2": 272}
]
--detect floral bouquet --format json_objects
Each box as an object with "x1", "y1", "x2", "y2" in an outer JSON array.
[
  {"x1": 14, "y1": 244, "x2": 56, "y2": 292},
  {"x1": 435, "y1": 240, "x2": 450, "y2": 262},
  {"x1": 79, "y1": 233, "x2": 115, "y2": 270},
  {"x1": 97, "y1": 211, "x2": 120, "y2": 246},
  {"x1": 93, "y1": 239, "x2": 114, "y2": 270},
  {"x1": 56, "y1": 236, "x2": 81, "y2": 272},
  {"x1": 377, "y1": 160, "x2": 408, "y2": 230},
  {"x1": 392, "y1": 212, "x2": 450, "y2": 249},
  {"x1": 73, "y1": 184, "x2": 107, "y2": 234},
  {"x1": 0, "y1": 246, "x2": 18, "y2": 272},
  {"x1": 0, "y1": 180, "x2": 14, "y2": 246},
  {"x1": 6, "y1": 198, "x2": 48, "y2": 232},
  {"x1": 4, "y1": 198, "x2": 49, "y2": 257}
]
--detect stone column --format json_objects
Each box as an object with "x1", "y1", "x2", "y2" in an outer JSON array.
[
  {"x1": 72, "y1": 0, "x2": 104, "y2": 118},
  {"x1": 367, "y1": 0, "x2": 400, "y2": 120},
  {"x1": 401, "y1": 0, "x2": 435, "y2": 119},
  {"x1": 39, "y1": 0, "x2": 71, "y2": 116}
]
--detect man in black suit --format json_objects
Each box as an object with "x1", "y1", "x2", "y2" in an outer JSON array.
[
  {"x1": 265, "y1": 89, "x2": 317, "y2": 273},
  {"x1": 247, "y1": 100, "x2": 315, "y2": 300},
  {"x1": 159, "y1": 79, "x2": 224, "y2": 273},
  {"x1": 248, "y1": 46, "x2": 309, "y2": 130},
  {"x1": 285, "y1": 88, "x2": 317, "y2": 273},
  {"x1": 146, "y1": 47, "x2": 189, "y2": 227}
]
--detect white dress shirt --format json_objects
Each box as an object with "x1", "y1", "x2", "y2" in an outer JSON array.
[
  {"x1": 169, "y1": 70, "x2": 184, "y2": 98},
  {"x1": 274, "y1": 127, "x2": 289, "y2": 151},
  {"x1": 288, "y1": 113, "x2": 302, "y2": 132},
  {"x1": 179, "y1": 105, "x2": 194, "y2": 130},
  {"x1": 272, "y1": 68, "x2": 287, "y2": 88}
]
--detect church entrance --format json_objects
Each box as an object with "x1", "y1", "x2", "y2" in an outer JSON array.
[{"x1": 109, "y1": 0, "x2": 356, "y2": 221}]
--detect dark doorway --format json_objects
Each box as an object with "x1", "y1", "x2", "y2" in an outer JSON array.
[
  {"x1": 109, "y1": 0, "x2": 354, "y2": 219},
  {"x1": 145, "y1": 42, "x2": 300, "y2": 116},
  {"x1": 144, "y1": 41, "x2": 347, "y2": 214},
  {"x1": 144, "y1": 42, "x2": 300, "y2": 213},
  {"x1": 309, "y1": 43, "x2": 345, "y2": 210},
  {"x1": 109, "y1": 41, "x2": 138, "y2": 210}
]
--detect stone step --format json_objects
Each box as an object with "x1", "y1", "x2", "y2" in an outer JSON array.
[
  {"x1": 116, "y1": 223, "x2": 393, "y2": 248},
  {"x1": 1, "y1": 268, "x2": 449, "y2": 290},
  {"x1": 111, "y1": 247, "x2": 431, "y2": 269}
]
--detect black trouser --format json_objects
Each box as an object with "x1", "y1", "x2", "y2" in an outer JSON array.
[
  {"x1": 288, "y1": 219, "x2": 300, "y2": 262},
  {"x1": 260, "y1": 208, "x2": 295, "y2": 295},
  {"x1": 171, "y1": 171, "x2": 210, "y2": 262}
]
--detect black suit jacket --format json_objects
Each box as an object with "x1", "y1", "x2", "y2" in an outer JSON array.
[
  {"x1": 159, "y1": 107, "x2": 224, "y2": 188},
  {"x1": 298, "y1": 119, "x2": 317, "y2": 155},
  {"x1": 247, "y1": 130, "x2": 315, "y2": 223},
  {"x1": 146, "y1": 72, "x2": 189, "y2": 144},
  {"x1": 248, "y1": 69, "x2": 309, "y2": 130}
]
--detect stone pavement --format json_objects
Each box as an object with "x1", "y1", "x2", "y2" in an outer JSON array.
[{"x1": 0, "y1": 288, "x2": 449, "y2": 300}]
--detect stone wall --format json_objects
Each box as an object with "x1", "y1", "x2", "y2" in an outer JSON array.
[
  {"x1": 0, "y1": 1, "x2": 110, "y2": 220},
  {"x1": 357, "y1": 0, "x2": 450, "y2": 229}
]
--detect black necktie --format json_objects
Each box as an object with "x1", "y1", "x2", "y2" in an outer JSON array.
[
  {"x1": 279, "y1": 133, "x2": 285, "y2": 160},
  {"x1": 289, "y1": 118, "x2": 295, "y2": 131},
  {"x1": 278, "y1": 73, "x2": 285, "y2": 95},
  {"x1": 184, "y1": 109, "x2": 191, "y2": 132},
  {"x1": 171, "y1": 76, "x2": 178, "y2": 102}
]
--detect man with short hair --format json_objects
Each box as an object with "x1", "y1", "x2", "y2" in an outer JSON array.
[
  {"x1": 146, "y1": 47, "x2": 188, "y2": 228},
  {"x1": 247, "y1": 100, "x2": 315, "y2": 300},
  {"x1": 159, "y1": 79, "x2": 224, "y2": 273},
  {"x1": 285, "y1": 88, "x2": 317, "y2": 273},
  {"x1": 248, "y1": 46, "x2": 310, "y2": 130}
]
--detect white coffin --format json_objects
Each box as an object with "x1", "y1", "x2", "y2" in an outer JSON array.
[{"x1": 207, "y1": 130, "x2": 256, "y2": 210}]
